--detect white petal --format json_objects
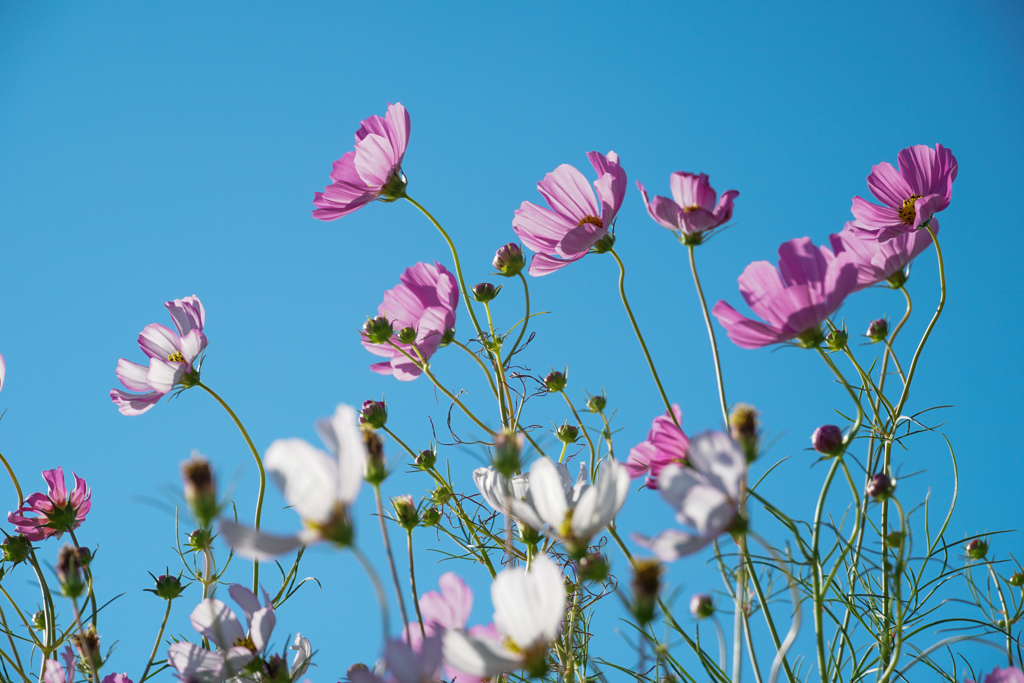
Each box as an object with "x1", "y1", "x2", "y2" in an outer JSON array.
[
  {"x1": 249, "y1": 606, "x2": 276, "y2": 653},
  {"x1": 443, "y1": 629, "x2": 521, "y2": 678},
  {"x1": 686, "y1": 431, "x2": 745, "y2": 500},
  {"x1": 219, "y1": 520, "x2": 307, "y2": 560},
  {"x1": 315, "y1": 403, "x2": 367, "y2": 505},
  {"x1": 492, "y1": 554, "x2": 565, "y2": 649},
  {"x1": 265, "y1": 438, "x2": 338, "y2": 523},
  {"x1": 289, "y1": 633, "x2": 313, "y2": 679},
  {"x1": 632, "y1": 529, "x2": 713, "y2": 562},
  {"x1": 190, "y1": 598, "x2": 244, "y2": 650},
  {"x1": 473, "y1": 467, "x2": 509, "y2": 514},
  {"x1": 167, "y1": 642, "x2": 226, "y2": 683},
  {"x1": 228, "y1": 584, "x2": 260, "y2": 623},
  {"x1": 527, "y1": 458, "x2": 569, "y2": 529}
]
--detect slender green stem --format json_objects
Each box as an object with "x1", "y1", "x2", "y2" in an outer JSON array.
[
  {"x1": 0, "y1": 451, "x2": 24, "y2": 506},
  {"x1": 0, "y1": 602, "x2": 27, "y2": 682},
  {"x1": 0, "y1": 585, "x2": 42, "y2": 648},
  {"x1": 405, "y1": 195, "x2": 485, "y2": 339},
  {"x1": 483, "y1": 301, "x2": 514, "y2": 428},
  {"x1": 26, "y1": 551, "x2": 55, "y2": 650},
  {"x1": 352, "y1": 545, "x2": 391, "y2": 642},
  {"x1": 372, "y1": 484, "x2": 411, "y2": 641},
  {"x1": 987, "y1": 562, "x2": 1014, "y2": 667},
  {"x1": 139, "y1": 600, "x2": 174, "y2": 683},
  {"x1": 451, "y1": 339, "x2": 501, "y2": 400},
  {"x1": 559, "y1": 390, "x2": 596, "y2": 478},
  {"x1": 508, "y1": 272, "x2": 532, "y2": 361},
  {"x1": 407, "y1": 530, "x2": 425, "y2": 637},
  {"x1": 609, "y1": 248, "x2": 675, "y2": 422},
  {"x1": 70, "y1": 599, "x2": 99, "y2": 683},
  {"x1": 689, "y1": 245, "x2": 729, "y2": 426},
  {"x1": 197, "y1": 382, "x2": 265, "y2": 592},
  {"x1": 68, "y1": 530, "x2": 98, "y2": 630},
  {"x1": 742, "y1": 615, "x2": 764, "y2": 683}
]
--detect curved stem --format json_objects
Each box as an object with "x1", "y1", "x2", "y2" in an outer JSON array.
[
  {"x1": 877, "y1": 287, "x2": 912, "y2": 398},
  {"x1": 0, "y1": 451, "x2": 24, "y2": 506},
  {"x1": 372, "y1": 484, "x2": 410, "y2": 642},
  {"x1": 609, "y1": 248, "x2": 675, "y2": 422},
  {"x1": 559, "y1": 390, "x2": 597, "y2": 479},
  {"x1": 139, "y1": 600, "x2": 174, "y2": 683},
  {"x1": 407, "y1": 530, "x2": 425, "y2": 637},
  {"x1": 689, "y1": 245, "x2": 729, "y2": 426},
  {"x1": 508, "y1": 272, "x2": 532, "y2": 361},
  {"x1": 351, "y1": 545, "x2": 391, "y2": 642},
  {"x1": 197, "y1": 382, "x2": 265, "y2": 592},
  {"x1": 0, "y1": 602, "x2": 27, "y2": 682},
  {"x1": 0, "y1": 585, "x2": 42, "y2": 649},
  {"x1": 27, "y1": 551, "x2": 55, "y2": 650},
  {"x1": 451, "y1": 340, "x2": 500, "y2": 401}
]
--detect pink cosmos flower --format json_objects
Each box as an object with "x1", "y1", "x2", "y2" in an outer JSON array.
[
  {"x1": 8, "y1": 467, "x2": 91, "y2": 542},
  {"x1": 636, "y1": 172, "x2": 738, "y2": 242},
  {"x1": 829, "y1": 219, "x2": 938, "y2": 291},
  {"x1": 363, "y1": 262, "x2": 458, "y2": 381},
  {"x1": 313, "y1": 102, "x2": 411, "y2": 220},
  {"x1": 110, "y1": 295, "x2": 206, "y2": 416},
  {"x1": 627, "y1": 405, "x2": 689, "y2": 489},
  {"x1": 101, "y1": 674, "x2": 133, "y2": 683},
  {"x1": 0, "y1": 352, "x2": 5, "y2": 394},
  {"x1": 850, "y1": 144, "x2": 957, "y2": 242},
  {"x1": 350, "y1": 637, "x2": 444, "y2": 683},
  {"x1": 712, "y1": 237, "x2": 858, "y2": 349},
  {"x1": 42, "y1": 647, "x2": 75, "y2": 683},
  {"x1": 513, "y1": 151, "x2": 626, "y2": 276},
  {"x1": 633, "y1": 431, "x2": 746, "y2": 562},
  {"x1": 967, "y1": 667, "x2": 1024, "y2": 683}
]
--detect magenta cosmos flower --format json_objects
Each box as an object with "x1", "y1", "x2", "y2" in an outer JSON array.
[
  {"x1": 637, "y1": 172, "x2": 738, "y2": 243},
  {"x1": 363, "y1": 261, "x2": 458, "y2": 381},
  {"x1": 712, "y1": 237, "x2": 858, "y2": 349},
  {"x1": 627, "y1": 405, "x2": 689, "y2": 489},
  {"x1": 8, "y1": 467, "x2": 91, "y2": 542},
  {"x1": 110, "y1": 295, "x2": 206, "y2": 416},
  {"x1": 313, "y1": 102, "x2": 411, "y2": 220},
  {"x1": 967, "y1": 667, "x2": 1024, "y2": 683},
  {"x1": 829, "y1": 219, "x2": 938, "y2": 291},
  {"x1": 850, "y1": 144, "x2": 957, "y2": 242},
  {"x1": 513, "y1": 151, "x2": 626, "y2": 276}
]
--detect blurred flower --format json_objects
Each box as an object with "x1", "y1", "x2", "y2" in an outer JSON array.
[
  {"x1": 627, "y1": 405, "x2": 689, "y2": 489},
  {"x1": 866, "y1": 318, "x2": 889, "y2": 342},
  {"x1": 637, "y1": 172, "x2": 738, "y2": 243},
  {"x1": 866, "y1": 473, "x2": 895, "y2": 500},
  {"x1": 633, "y1": 432, "x2": 746, "y2": 561},
  {"x1": 220, "y1": 404, "x2": 367, "y2": 558},
  {"x1": 363, "y1": 262, "x2": 458, "y2": 381},
  {"x1": 110, "y1": 295, "x2": 206, "y2": 416},
  {"x1": 313, "y1": 102, "x2": 410, "y2": 220},
  {"x1": 829, "y1": 219, "x2": 939, "y2": 290},
  {"x1": 8, "y1": 467, "x2": 91, "y2": 541},
  {"x1": 850, "y1": 143, "x2": 957, "y2": 242},
  {"x1": 712, "y1": 237, "x2": 857, "y2": 349},
  {"x1": 444, "y1": 554, "x2": 566, "y2": 679},
  {"x1": 43, "y1": 647, "x2": 75, "y2": 683},
  {"x1": 513, "y1": 151, "x2": 626, "y2": 276},
  {"x1": 690, "y1": 593, "x2": 714, "y2": 620},
  {"x1": 966, "y1": 667, "x2": 1024, "y2": 683},
  {"x1": 0, "y1": 352, "x2": 5, "y2": 394},
  {"x1": 101, "y1": 674, "x2": 133, "y2": 683},
  {"x1": 350, "y1": 636, "x2": 444, "y2": 683}
]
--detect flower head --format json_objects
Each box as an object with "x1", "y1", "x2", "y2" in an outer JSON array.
[
  {"x1": 633, "y1": 432, "x2": 746, "y2": 562},
  {"x1": 637, "y1": 172, "x2": 738, "y2": 243},
  {"x1": 966, "y1": 667, "x2": 1024, "y2": 683},
  {"x1": 513, "y1": 151, "x2": 626, "y2": 276},
  {"x1": 627, "y1": 405, "x2": 689, "y2": 489},
  {"x1": 8, "y1": 468, "x2": 91, "y2": 541},
  {"x1": 712, "y1": 237, "x2": 858, "y2": 349},
  {"x1": 110, "y1": 295, "x2": 206, "y2": 416},
  {"x1": 313, "y1": 102, "x2": 410, "y2": 220},
  {"x1": 363, "y1": 262, "x2": 458, "y2": 381},
  {"x1": 220, "y1": 404, "x2": 367, "y2": 558},
  {"x1": 829, "y1": 220, "x2": 939, "y2": 290},
  {"x1": 850, "y1": 144, "x2": 957, "y2": 242}
]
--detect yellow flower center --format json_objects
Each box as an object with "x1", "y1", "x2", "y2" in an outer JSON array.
[
  {"x1": 898, "y1": 195, "x2": 922, "y2": 225},
  {"x1": 167, "y1": 351, "x2": 186, "y2": 363},
  {"x1": 682, "y1": 205, "x2": 701, "y2": 213},
  {"x1": 575, "y1": 215, "x2": 603, "y2": 229},
  {"x1": 233, "y1": 634, "x2": 256, "y2": 652}
]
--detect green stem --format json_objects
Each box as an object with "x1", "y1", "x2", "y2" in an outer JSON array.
[
  {"x1": 68, "y1": 530, "x2": 98, "y2": 630},
  {"x1": 508, "y1": 272, "x2": 532, "y2": 361},
  {"x1": 407, "y1": 530, "x2": 425, "y2": 637},
  {"x1": 0, "y1": 602, "x2": 27, "y2": 682},
  {"x1": 352, "y1": 546, "x2": 391, "y2": 642},
  {"x1": 372, "y1": 484, "x2": 411, "y2": 641},
  {"x1": 70, "y1": 599, "x2": 98, "y2": 683},
  {"x1": 139, "y1": 600, "x2": 174, "y2": 683},
  {"x1": 198, "y1": 382, "x2": 265, "y2": 593},
  {"x1": 609, "y1": 248, "x2": 675, "y2": 422},
  {"x1": 559, "y1": 390, "x2": 597, "y2": 478},
  {"x1": 451, "y1": 339, "x2": 501, "y2": 401},
  {"x1": 0, "y1": 451, "x2": 24, "y2": 506},
  {"x1": 688, "y1": 245, "x2": 729, "y2": 426},
  {"x1": 26, "y1": 551, "x2": 55, "y2": 651}
]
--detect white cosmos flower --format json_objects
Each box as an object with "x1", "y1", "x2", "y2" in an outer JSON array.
[
  {"x1": 632, "y1": 431, "x2": 746, "y2": 562},
  {"x1": 443, "y1": 554, "x2": 566, "y2": 678},
  {"x1": 221, "y1": 404, "x2": 367, "y2": 559}
]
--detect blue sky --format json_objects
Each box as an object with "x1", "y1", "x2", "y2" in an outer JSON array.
[{"x1": 2, "y1": 1, "x2": 1022, "y2": 680}]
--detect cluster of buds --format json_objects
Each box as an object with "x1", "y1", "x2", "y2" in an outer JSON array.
[
  {"x1": 730, "y1": 403, "x2": 759, "y2": 462},
  {"x1": 181, "y1": 453, "x2": 217, "y2": 528}
]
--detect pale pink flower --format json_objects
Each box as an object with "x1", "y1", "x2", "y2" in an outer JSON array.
[
  {"x1": 829, "y1": 219, "x2": 938, "y2": 291},
  {"x1": 110, "y1": 295, "x2": 206, "y2": 416},
  {"x1": 513, "y1": 151, "x2": 626, "y2": 276},
  {"x1": 363, "y1": 262, "x2": 458, "y2": 381},
  {"x1": 313, "y1": 103, "x2": 410, "y2": 220},
  {"x1": 0, "y1": 352, "x2": 5, "y2": 394},
  {"x1": 627, "y1": 405, "x2": 689, "y2": 489},
  {"x1": 637, "y1": 172, "x2": 738, "y2": 242},
  {"x1": 101, "y1": 674, "x2": 133, "y2": 683},
  {"x1": 712, "y1": 237, "x2": 857, "y2": 349},
  {"x1": 42, "y1": 647, "x2": 75, "y2": 683},
  {"x1": 967, "y1": 667, "x2": 1024, "y2": 683},
  {"x1": 8, "y1": 467, "x2": 91, "y2": 542},
  {"x1": 850, "y1": 143, "x2": 957, "y2": 242},
  {"x1": 350, "y1": 636, "x2": 444, "y2": 683}
]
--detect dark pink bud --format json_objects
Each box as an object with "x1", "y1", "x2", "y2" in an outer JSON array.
[
  {"x1": 811, "y1": 425, "x2": 843, "y2": 455},
  {"x1": 866, "y1": 473, "x2": 895, "y2": 500},
  {"x1": 359, "y1": 399, "x2": 388, "y2": 429}
]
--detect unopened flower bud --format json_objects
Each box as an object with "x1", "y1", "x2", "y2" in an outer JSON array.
[
  {"x1": 31, "y1": 610, "x2": 45, "y2": 631},
  {"x1": 472, "y1": 282, "x2": 500, "y2": 303},
  {"x1": 188, "y1": 528, "x2": 213, "y2": 553},
  {"x1": 885, "y1": 530, "x2": 905, "y2": 549},
  {"x1": 826, "y1": 329, "x2": 849, "y2": 352},
  {"x1": 347, "y1": 663, "x2": 370, "y2": 677},
  {"x1": 146, "y1": 572, "x2": 186, "y2": 600},
  {"x1": 578, "y1": 554, "x2": 609, "y2": 582},
  {"x1": 71, "y1": 624, "x2": 102, "y2": 673},
  {"x1": 397, "y1": 326, "x2": 418, "y2": 345},
  {"x1": 421, "y1": 507, "x2": 441, "y2": 527},
  {"x1": 543, "y1": 370, "x2": 567, "y2": 393},
  {"x1": 362, "y1": 316, "x2": 394, "y2": 344},
  {"x1": 363, "y1": 430, "x2": 387, "y2": 485},
  {"x1": 430, "y1": 487, "x2": 451, "y2": 507},
  {"x1": 689, "y1": 593, "x2": 714, "y2": 619},
  {"x1": 263, "y1": 653, "x2": 289, "y2": 683},
  {"x1": 866, "y1": 318, "x2": 889, "y2": 342},
  {"x1": 811, "y1": 425, "x2": 844, "y2": 456},
  {"x1": 359, "y1": 399, "x2": 388, "y2": 429},
  {"x1": 439, "y1": 327, "x2": 456, "y2": 347},
  {"x1": 392, "y1": 495, "x2": 419, "y2": 531},
  {"x1": 730, "y1": 403, "x2": 759, "y2": 462},
  {"x1": 493, "y1": 243, "x2": 525, "y2": 277},
  {"x1": 1008, "y1": 572, "x2": 1024, "y2": 587},
  {"x1": 181, "y1": 453, "x2": 218, "y2": 528},
  {"x1": 414, "y1": 449, "x2": 436, "y2": 470},
  {"x1": 556, "y1": 422, "x2": 579, "y2": 444},
  {"x1": 866, "y1": 473, "x2": 895, "y2": 500},
  {"x1": 57, "y1": 545, "x2": 91, "y2": 599},
  {"x1": 966, "y1": 538, "x2": 989, "y2": 560},
  {"x1": 519, "y1": 524, "x2": 543, "y2": 548},
  {"x1": 1, "y1": 534, "x2": 31, "y2": 565},
  {"x1": 631, "y1": 558, "x2": 663, "y2": 625},
  {"x1": 492, "y1": 431, "x2": 522, "y2": 478},
  {"x1": 586, "y1": 393, "x2": 607, "y2": 413}
]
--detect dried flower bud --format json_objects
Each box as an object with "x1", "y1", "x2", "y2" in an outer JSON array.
[
  {"x1": 397, "y1": 326, "x2": 418, "y2": 345},
  {"x1": 543, "y1": 370, "x2": 567, "y2": 393},
  {"x1": 146, "y1": 571, "x2": 186, "y2": 600},
  {"x1": 472, "y1": 282, "x2": 500, "y2": 303},
  {"x1": 966, "y1": 538, "x2": 989, "y2": 561},
  {"x1": 392, "y1": 495, "x2": 419, "y2": 531},
  {"x1": 57, "y1": 544, "x2": 91, "y2": 598},
  {"x1": 730, "y1": 403, "x2": 759, "y2": 462},
  {"x1": 578, "y1": 553, "x2": 609, "y2": 582},
  {"x1": 866, "y1": 473, "x2": 895, "y2": 501},
  {"x1": 586, "y1": 393, "x2": 607, "y2": 413},
  {"x1": 631, "y1": 558, "x2": 663, "y2": 625},
  {"x1": 689, "y1": 593, "x2": 714, "y2": 619},
  {"x1": 1008, "y1": 572, "x2": 1024, "y2": 587},
  {"x1": 71, "y1": 624, "x2": 102, "y2": 672},
  {"x1": 866, "y1": 318, "x2": 889, "y2": 342},
  {"x1": 421, "y1": 507, "x2": 441, "y2": 527},
  {"x1": 1, "y1": 534, "x2": 31, "y2": 565},
  {"x1": 492, "y1": 431, "x2": 522, "y2": 478},
  {"x1": 359, "y1": 399, "x2": 388, "y2": 429},
  {"x1": 826, "y1": 329, "x2": 849, "y2": 352},
  {"x1": 493, "y1": 243, "x2": 525, "y2": 277},
  {"x1": 556, "y1": 422, "x2": 579, "y2": 444},
  {"x1": 362, "y1": 316, "x2": 394, "y2": 344},
  {"x1": 414, "y1": 449, "x2": 436, "y2": 470},
  {"x1": 811, "y1": 425, "x2": 844, "y2": 456},
  {"x1": 181, "y1": 453, "x2": 218, "y2": 528},
  {"x1": 363, "y1": 430, "x2": 387, "y2": 485}
]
